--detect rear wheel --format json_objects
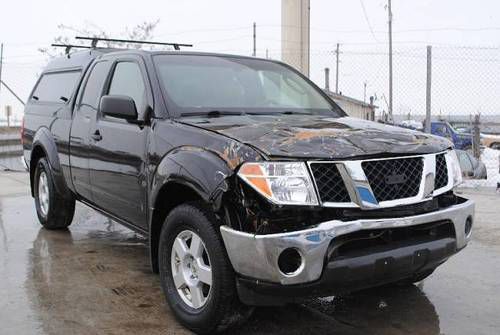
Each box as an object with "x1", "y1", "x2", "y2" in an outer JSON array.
[
  {"x1": 491, "y1": 142, "x2": 500, "y2": 150},
  {"x1": 158, "y1": 202, "x2": 251, "y2": 334},
  {"x1": 34, "y1": 158, "x2": 75, "y2": 229}
]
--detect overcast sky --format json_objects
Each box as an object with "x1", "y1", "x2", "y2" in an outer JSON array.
[{"x1": 1, "y1": 0, "x2": 499, "y2": 119}]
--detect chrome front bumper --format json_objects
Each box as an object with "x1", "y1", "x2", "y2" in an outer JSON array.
[{"x1": 220, "y1": 198, "x2": 475, "y2": 285}]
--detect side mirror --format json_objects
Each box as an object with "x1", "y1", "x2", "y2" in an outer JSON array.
[{"x1": 99, "y1": 95, "x2": 138, "y2": 121}]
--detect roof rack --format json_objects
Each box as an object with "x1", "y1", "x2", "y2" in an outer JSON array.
[
  {"x1": 75, "y1": 36, "x2": 193, "y2": 50},
  {"x1": 51, "y1": 43, "x2": 94, "y2": 55}
]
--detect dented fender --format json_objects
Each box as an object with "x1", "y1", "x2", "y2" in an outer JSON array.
[
  {"x1": 147, "y1": 138, "x2": 263, "y2": 272},
  {"x1": 148, "y1": 120, "x2": 264, "y2": 218},
  {"x1": 150, "y1": 146, "x2": 234, "y2": 211}
]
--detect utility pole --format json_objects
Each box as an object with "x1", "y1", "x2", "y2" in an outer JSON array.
[
  {"x1": 252, "y1": 22, "x2": 256, "y2": 57},
  {"x1": 387, "y1": 0, "x2": 393, "y2": 122},
  {"x1": 425, "y1": 45, "x2": 432, "y2": 133},
  {"x1": 335, "y1": 43, "x2": 340, "y2": 94},
  {"x1": 363, "y1": 81, "x2": 367, "y2": 103}
]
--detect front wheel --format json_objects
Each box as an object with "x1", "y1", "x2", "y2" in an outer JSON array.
[
  {"x1": 33, "y1": 157, "x2": 75, "y2": 229},
  {"x1": 158, "y1": 202, "x2": 251, "y2": 334}
]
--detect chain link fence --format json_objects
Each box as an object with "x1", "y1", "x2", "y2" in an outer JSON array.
[{"x1": 272, "y1": 45, "x2": 500, "y2": 189}]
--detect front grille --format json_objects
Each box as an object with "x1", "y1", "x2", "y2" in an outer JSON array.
[
  {"x1": 310, "y1": 163, "x2": 351, "y2": 203},
  {"x1": 362, "y1": 157, "x2": 423, "y2": 202},
  {"x1": 435, "y1": 154, "x2": 448, "y2": 189}
]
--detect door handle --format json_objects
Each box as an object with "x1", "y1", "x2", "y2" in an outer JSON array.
[{"x1": 91, "y1": 130, "x2": 102, "y2": 141}]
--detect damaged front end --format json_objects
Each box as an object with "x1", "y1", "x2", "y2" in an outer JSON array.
[{"x1": 217, "y1": 149, "x2": 475, "y2": 304}]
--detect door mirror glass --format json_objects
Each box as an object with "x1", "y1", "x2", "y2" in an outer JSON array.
[{"x1": 99, "y1": 95, "x2": 138, "y2": 120}]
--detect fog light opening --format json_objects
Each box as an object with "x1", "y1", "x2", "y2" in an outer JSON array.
[
  {"x1": 278, "y1": 248, "x2": 303, "y2": 276},
  {"x1": 465, "y1": 216, "x2": 473, "y2": 238}
]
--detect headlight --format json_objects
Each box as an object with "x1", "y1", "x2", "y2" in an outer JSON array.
[
  {"x1": 238, "y1": 162, "x2": 319, "y2": 206},
  {"x1": 447, "y1": 150, "x2": 463, "y2": 186}
]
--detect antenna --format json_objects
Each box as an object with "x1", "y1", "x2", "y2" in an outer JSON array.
[{"x1": 75, "y1": 36, "x2": 193, "y2": 50}]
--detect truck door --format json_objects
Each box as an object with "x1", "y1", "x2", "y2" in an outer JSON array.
[
  {"x1": 70, "y1": 60, "x2": 112, "y2": 201},
  {"x1": 88, "y1": 57, "x2": 150, "y2": 229}
]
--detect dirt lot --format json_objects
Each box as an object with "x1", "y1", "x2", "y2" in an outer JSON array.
[{"x1": 1, "y1": 171, "x2": 499, "y2": 335}]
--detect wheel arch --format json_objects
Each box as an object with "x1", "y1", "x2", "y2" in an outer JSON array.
[
  {"x1": 489, "y1": 141, "x2": 500, "y2": 149},
  {"x1": 148, "y1": 147, "x2": 234, "y2": 273},
  {"x1": 29, "y1": 128, "x2": 69, "y2": 198}
]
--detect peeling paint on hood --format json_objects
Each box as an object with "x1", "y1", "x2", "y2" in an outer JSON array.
[{"x1": 180, "y1": 115, "x2": 452, "y2": 160}]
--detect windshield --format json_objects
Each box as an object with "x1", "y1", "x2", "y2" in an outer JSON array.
[{"x1": 153, "y1": 54, "x2": 343, "y2": 117}]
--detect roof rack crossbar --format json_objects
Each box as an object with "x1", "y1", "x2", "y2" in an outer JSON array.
[
  {"x1": 75, "y1": 36, "x2": 193, "y2": 50},
  {"x1": 51, "y1": 44, "x2": 94, "y2": 55}
]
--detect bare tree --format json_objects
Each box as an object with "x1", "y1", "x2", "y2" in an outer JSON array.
[{"x1": 39, "y1": 19, "x2": 160, "y2": 57}]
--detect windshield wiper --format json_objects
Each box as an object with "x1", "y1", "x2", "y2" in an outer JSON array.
[
  {"x1": 180, "y1": 110, "x2": 245, "y2": 117},
  {"x1": 247, "y1": 110, "x2": 310, "y2": 115},
  {"x1": 278, "y1": 110, "x2": 310, "y2": 115}
]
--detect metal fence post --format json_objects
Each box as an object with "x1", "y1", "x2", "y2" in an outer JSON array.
[
  {"x1": 5, "y1": 105, "x2": 11, "y2": 127},
  {"x1": 473, "y1": 114, "x2": 481, "y2": 158},
  {"x1": 252, "y1": 22, "x2": 256, "y2": 57},
  {"x1": 335, "y1": 43, "x2": 339, "y2": 93},
  {"x1": 425, "y1": 45, "x2": 432, "y2": 133},
  {"x1": 324, "y1": 67, "x2": 330, "y2": 91}
]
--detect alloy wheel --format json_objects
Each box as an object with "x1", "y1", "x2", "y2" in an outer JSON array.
[
  {"x1": 171, "y1": 230, "x2": 212, "y2": 309},
  {"x1": 38, "y1": 171, "x2": 50, "y2": 216}
]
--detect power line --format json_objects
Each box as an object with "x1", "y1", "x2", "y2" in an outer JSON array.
[{"x1": 359, "y1": 0, "x2": 380, "y2": 43}]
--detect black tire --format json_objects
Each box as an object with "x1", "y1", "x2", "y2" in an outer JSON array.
[
  {"x1": 491, "y1": 142, "x2": 500, "y2": 150},
  {"x1": 158, "y1": 202, "x2": 251, "y2": 334},
  {"x1": 33, "y1": 157, "x2": 75, "y2": 229},
  {"x1": 395, "y1": 268, "x2": 435, "y2": 286}
]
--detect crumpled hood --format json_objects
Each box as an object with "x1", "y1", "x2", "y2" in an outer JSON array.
[{"x1": 181, "y1": 115, "x2": 452, "y2": 159}]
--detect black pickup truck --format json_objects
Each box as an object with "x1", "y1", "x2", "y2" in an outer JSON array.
[{"x1": 22, "y1": 46, "x2": 475, "y2": 334}]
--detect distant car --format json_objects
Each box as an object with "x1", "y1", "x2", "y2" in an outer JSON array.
[
  {"x1": 456, "y1": 150, "x2": 487, "y2": 179},
  {"x1": 429, "y1": 121, "x2": 473, "y2": 151},
  {"x1": 454, "y1": 126, "x2": 500, "y2": 149},
  {"x1": 481, "y1": 135, "x2": 500, "y2": 150}
]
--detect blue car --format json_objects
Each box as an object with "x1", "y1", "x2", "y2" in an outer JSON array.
[{"x1": 430, "y1": 121, "x2": 473, "y2": 150}]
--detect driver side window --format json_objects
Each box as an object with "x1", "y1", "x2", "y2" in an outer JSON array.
[{"x1": 108, "y1": 62, "x2": 146, "y2": 114}]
